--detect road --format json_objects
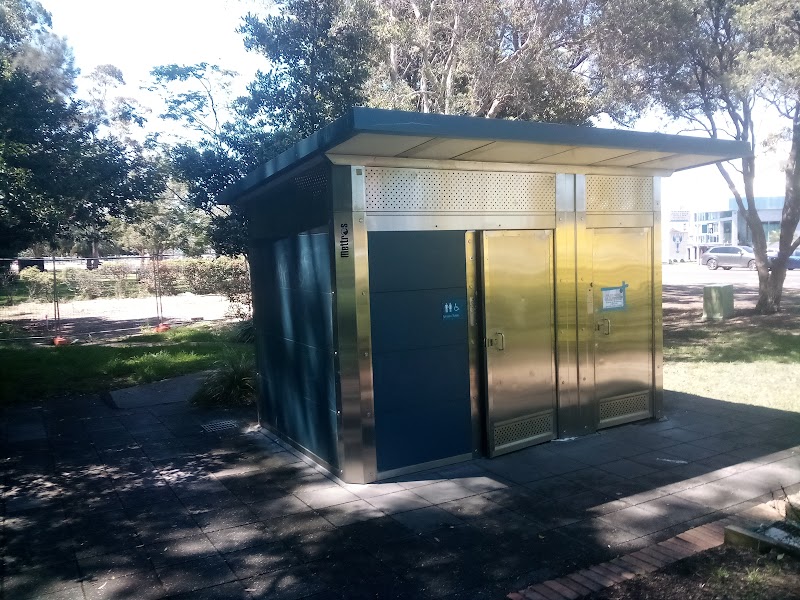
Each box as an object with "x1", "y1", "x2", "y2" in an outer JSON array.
[{"x1": 662, "y1": 262, "x2": 800, "y2": 289}]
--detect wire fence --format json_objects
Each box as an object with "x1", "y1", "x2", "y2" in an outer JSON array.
[{"x1": 0, "y1": 255, "x2": 247, "y2": 344}]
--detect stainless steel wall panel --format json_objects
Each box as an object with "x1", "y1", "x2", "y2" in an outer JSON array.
[
  {"x1": 482, "y1": 230, "x2": 557, "y2": 456},
  {"x1": 465, "y1": 232, "x2": 482, "y2": 455},
  {"x1": 586, "y1": 214, "x2": 654, "y2": 228},
  {"x1": 365, "y1": 214, "x2": 556, "y2": 232},
  {"x1": 653, "y1": 178, "x2": 664, "y2": 418},
  {"x1": 555, "y1": 174, "x2": 587, "y2": 436}
]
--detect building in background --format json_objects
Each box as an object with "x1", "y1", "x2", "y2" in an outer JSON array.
[{"x1": 667, "y1": 197, "x2": 796, "y2": 262}]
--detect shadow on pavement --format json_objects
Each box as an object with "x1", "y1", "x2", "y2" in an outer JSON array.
[{"x1": 1, "y1": 389, "x2": 799, "y2": 599}]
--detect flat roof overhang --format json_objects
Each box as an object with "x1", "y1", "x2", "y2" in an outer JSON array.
[{"x1": 220, "y1": 108, "x2": 752, "y2": 205}]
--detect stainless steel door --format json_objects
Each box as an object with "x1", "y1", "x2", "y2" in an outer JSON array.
[
  {"x1": 590, "y1": 227, "x2": 653, "y2": 428},
  {"x1": 483, "y1": 230, "x2": 556, "y2": 456}
]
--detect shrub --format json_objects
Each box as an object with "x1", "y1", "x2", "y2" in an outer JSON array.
[
  {"x1": 64, "y1": 268, "x2": 104, "y2": 299},
  {"x1": 191, "y1": 351, "x2": 256, "y2": 407},
  {"x1": 231, "y1": 319, "x2": 255, "y2": 343},
  {"x1": 182, "y1": 258, "x2": 218, "y2": 295},
  {"x1": 138, "y1": 260, "x2": 182, "y2": 296},
  {"x1": 99, "y1": 262, "x2": 137, "y2": 298},
  {"x1": 19, "y1": 267, "x2": 53, "y2": 302}
]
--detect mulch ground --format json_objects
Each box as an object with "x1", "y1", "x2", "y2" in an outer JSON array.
[{"x1": 584, "y1": 546, "x2": 800, "y2": 600}]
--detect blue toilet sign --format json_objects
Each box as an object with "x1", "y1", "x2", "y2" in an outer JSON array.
[{"x1": 442, "y1": 299, "x2": 464, "y2": 320}]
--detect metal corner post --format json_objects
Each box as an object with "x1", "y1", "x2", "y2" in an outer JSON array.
[
  {"x1": 652, "y1": 177, "x2": 664, "y2": 418},
  {"x1": 331, "y1": 165, "x2": 377, "y2": 483},
  {"x1": 555, "y1": 174, "x2": 582, "y2": 437}
]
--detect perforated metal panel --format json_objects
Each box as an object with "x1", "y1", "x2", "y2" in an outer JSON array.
[
  {"x1": 293, "y1": 164, "x2": 330, "y2": 199},
  {"x1": 586, "y1": 176, "x2": 654, "y2": 212},
  {"x1": 493, "y1": 411, "x2": 554, "y2": 449},
  {"x1": 598, "y1": 392, "x2": 651, "y2": 428},
  {"x1": 365, "y1": 168, "x2": 555, "y2": 212}
]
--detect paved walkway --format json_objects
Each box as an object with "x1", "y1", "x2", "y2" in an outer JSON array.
[{"x1": 2, "y1": 390, "x2": 799, "y2": 599}]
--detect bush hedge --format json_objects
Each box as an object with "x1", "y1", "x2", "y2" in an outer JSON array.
[{"x1": 9, "y1": 258, "x2": 252, "y2": 310}]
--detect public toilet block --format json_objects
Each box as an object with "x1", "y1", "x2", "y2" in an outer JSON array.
[{"x1": 220, "y1": 108, "x2": 750, "y2": 484}]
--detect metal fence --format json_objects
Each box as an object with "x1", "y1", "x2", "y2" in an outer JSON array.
[{"x1": 0, "y1": 255, "x2": 237, "y2": 343}]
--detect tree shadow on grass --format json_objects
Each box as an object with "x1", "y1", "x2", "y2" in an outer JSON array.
[{"x1": 664, "y1": 285, "x2": 800, "y2": 362}]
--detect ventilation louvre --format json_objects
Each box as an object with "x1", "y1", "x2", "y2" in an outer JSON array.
[
  {"x1": 202, "y1": 419, "x2": 238, "y2": 433},
  {"x1": 365, "y1": 168, "x2": 556, "y2": 212},
  {"x1": 494, "y1": 411, "x2": 554, "y2": 449},
  {"x1": 598, "y1": 392, "x2": 651, "y2": 428},
  {"x1": 586, "y1": 176, "x2": 654, "y2": 212}
]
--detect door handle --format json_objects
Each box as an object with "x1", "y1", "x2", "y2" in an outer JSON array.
[
  {"x1": 487, "y1": 332, "x2": 505, "y2": 350},
  {"x1": 598, "y1": 318, "x2": 611, "y2": 336}
]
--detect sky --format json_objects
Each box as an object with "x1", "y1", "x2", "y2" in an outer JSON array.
[{"x1": 40, "y1": 0, "x2": 789, "y2": 212}]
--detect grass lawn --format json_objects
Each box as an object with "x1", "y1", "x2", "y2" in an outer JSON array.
[
  {"x1": 663, "y1": 284, "x2": 800, "y2": 412},
  {"x1": 0, "y1": 322, "x2": 253, "y2": 404}
]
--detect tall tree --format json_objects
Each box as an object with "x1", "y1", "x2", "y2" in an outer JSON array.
[
  {"x1": 149, "y1": 62, "x2": 272, "y2": 257},
  {"x1": 737, "y1": 0, "x2": 800, "y2": 307},
  {"x1": 596, "y1": 0, "x2": 797, "y2": 313},
  {"x1": 0, "y1": 1, "x2": 164, "y2": 259},
  {"x1": 238, "y1": 0, "x2": 376, "y2": 137},
  {"x1": 367, "y1": 0, "x2": 607, "y2": 123}
]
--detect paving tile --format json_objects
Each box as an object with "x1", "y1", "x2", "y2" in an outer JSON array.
[
  {"x1": 438, "y1": 493, "x2": 509, "y2": 522},
  {"x1": 598, "y1": 459, "x2": 658, "y2": 479},
  {"x1": 144, "y1": 532, "x2": 219, "y2": 566},
  {"x1": 673, "y1": 481, "x2": 758, "y2": 510},
  {"x1": 525, "y1": 476, "x2": 591, "y2": 499},
  {"x1": 409, "y1": 480, "x2": 478, "y2": 505},
  {"x1": 391, "y1": 505, "x2": 463, "y2": 533},
  {"x1": 191, "y1": 504, "x2": 260, "y2": 532},
  {"x1": 155, "y1": 553, "x2": 237, "y2": 596},
  {"x1": 318, "y1": 498, "x2": 386, "y2": 526},
  {"x1": 263, "y1": 510, "x2": 336, "y2": 541},
  {"x1": 636, "y1": 495, "x2": 714, "y2": 527},
  {"x1": 239, "y1": 563, "x2": 329, "y2": 600},
  {"x1": 366, "y1": 489, "x2": 433, "y2": 514},
  {"x1": 223, "y1": 542, "x2": 300, "y2": 579},
  {"x1": 83, "y1": 569, "x2": 166, "y2": 600},
  {"x1": 249, "y1": 494, "x2": 311, "y2": 519},
  {"x1": 295, "y1": 485, "x2": 361, "y2": 509},
  {"x1": 205, "y1": 522, "x2": 273, "y2": 554},
  {"x1": 3, "y1": 561, "x2": 82, "y2": 598},
  {"x1": 77, "y1": 547, "x2": 152, "y2": 580},
  {"x1": 341, "y1": 481, "x2": 406, "y2": 499},
  {"x1": 597, "y1": 504, "x2": 670, "y2": 538},
  {"x1": 168, "y1": 580, "x2": 254, "y2": 600}
]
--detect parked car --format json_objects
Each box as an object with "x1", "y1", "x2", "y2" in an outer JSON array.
[
  {"x1": 700, "y1": 245, "x2": 757, "y2": 270},
  {"x1": 767, "y1": 248, "x2": 800, "y2": 270}
]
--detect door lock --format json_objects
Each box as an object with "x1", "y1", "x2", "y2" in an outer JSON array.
[{"x1": 487, "y1": 332, "x2": 505, "y2": 350}]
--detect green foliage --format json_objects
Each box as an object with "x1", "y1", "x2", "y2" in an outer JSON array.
[
  {"x1": 367, "y1": 0, "x2": 603, "y2": 122},
  {"x1": 191, "y1": 351, "x2": 256, "y2": 408},
  {"x1": 63, "y1": 268, "x2": 104, "y2": 299},
  {"x1": 231, "y1": 319, "x2": 255, "y2": 344},
  {"x1": 18, "y1": 266, "x2": 52, "y2": 301},
  {"x1": 137, "y1": 261, "x2": 182, "y2": 296},
  {"x1": 239, "y1": 0, "x2": 375, "y2": 137},
  {"x1": 0, "y1": 328, "x2": 254, "y2": 403},
  {"x1": 181, "y1": 256, "x2": 251, "y2": 316},
  {"x1": 0, "y1": 1, "x2": 165, "y2": 258}
]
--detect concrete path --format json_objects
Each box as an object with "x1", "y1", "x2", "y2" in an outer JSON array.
[
  {"x1": 1, "y1": 390, "x2": 798, "y2": 599},
  {"x1": 108, "y1": 372, "x2": 207, "y2": 409}
]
